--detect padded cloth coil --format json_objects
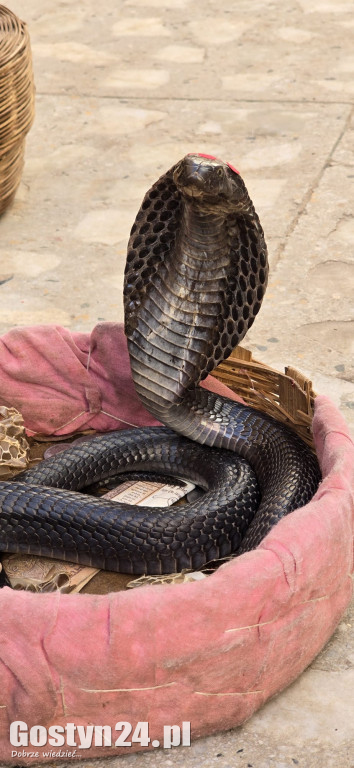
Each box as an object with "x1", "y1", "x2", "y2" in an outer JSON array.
[{"x1": 0, "y1": 324, "x2": 353, "y2": 762}]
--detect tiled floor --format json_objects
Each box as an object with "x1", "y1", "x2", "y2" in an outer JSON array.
[{"x1": 2, "y1": 1, "x2": 354, "y2": 766}]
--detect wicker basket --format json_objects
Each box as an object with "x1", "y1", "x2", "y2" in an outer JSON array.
[
  {"x1": 212, "y1": 345, "x2": 316, "y2": 450},
  {"x1": 0, "y1": 5, "x2": 34, "y2": 214}
]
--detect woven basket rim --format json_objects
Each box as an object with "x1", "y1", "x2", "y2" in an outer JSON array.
[
  {"x1": 0, "y1": 4, "x2": 34, "y2": 213},
  {"x1": 0, "y1": 5, "x2": 29, "y2": 65},
  {"x1": 212, "y1": 345, "x2": 316, "y2": 449}
]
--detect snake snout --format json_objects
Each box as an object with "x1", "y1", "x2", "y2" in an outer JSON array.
[{"x1": 173, "y1": 154, "x2": 230, "y2": 200}]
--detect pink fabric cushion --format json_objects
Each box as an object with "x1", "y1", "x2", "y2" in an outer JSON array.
[
  {"x1": 0, "y1": 322, "x2": 242, "y2": 436},
  {"x1": 0, "y1": 325, "x2": 353, "y2": 763}
]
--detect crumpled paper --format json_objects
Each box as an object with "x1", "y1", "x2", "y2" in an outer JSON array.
[
  {"x1": 1, "y1": 553, "x2": 99, "y2": 593},
  {"x1": 0, "y1": 405, "x2": 29, "y2": 475},
  {"x1": 127, "y1": 570, "x2": 207, "y2": 588}
]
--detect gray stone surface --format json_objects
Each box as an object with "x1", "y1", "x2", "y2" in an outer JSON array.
[{"x1": 1, "y1": 0, "x2": 353, "y2": 766}]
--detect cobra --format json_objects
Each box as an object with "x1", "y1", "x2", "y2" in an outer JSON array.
[{"x1": 0, "y1": 154, "x2": 320, "y2": 576}]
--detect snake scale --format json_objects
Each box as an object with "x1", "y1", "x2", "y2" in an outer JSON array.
[{"x1": 0, "y1": 154, "x2": 321, "y2": 576}]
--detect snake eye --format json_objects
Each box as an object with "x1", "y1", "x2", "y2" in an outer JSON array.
[{"x1": 216, "y1": 167, "x2": 224, "y2": 178}]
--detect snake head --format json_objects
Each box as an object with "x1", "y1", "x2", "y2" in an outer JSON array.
[{"x1": 172, "y1": 153, "x2": 248, "y2": 210}]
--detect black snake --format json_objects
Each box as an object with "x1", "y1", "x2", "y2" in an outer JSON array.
[{"x1": 0, "y1": 154, "x2": 320, "y2": 576}]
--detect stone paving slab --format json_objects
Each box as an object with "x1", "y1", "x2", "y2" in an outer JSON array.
[
  {"x1": 1, "y1": 1, "x2": 354, "y2": 767},
  {"x1": 15, "y1": 0, "x2": 354, "y2": 104},
  {"x1": 245, "y1": 147, "x2": 354, "y2": 432},
  {"x1": 0, "y1": 98, "x2": 351, "y2": 357}
]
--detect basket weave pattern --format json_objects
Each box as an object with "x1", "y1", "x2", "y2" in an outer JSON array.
[
  {"x1": 212, "y1": 346, "x2": 316, "y2": 449},
  {"x1": 0, "y1": 5, "x2": 34, "y2": 214}
]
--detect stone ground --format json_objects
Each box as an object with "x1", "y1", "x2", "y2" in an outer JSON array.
[{"x1": 1, "y1": 0, "x2": 354, "y2": 766}]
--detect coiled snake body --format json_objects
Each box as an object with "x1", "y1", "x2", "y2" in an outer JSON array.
[{"x1": 0, "y1": 154, "x2": 320, "y2": 575}]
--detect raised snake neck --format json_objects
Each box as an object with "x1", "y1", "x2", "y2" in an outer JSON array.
[
  {"x1": 124, "y1": 153, "x2": 320, "y2": 552},
  {"x1": 0, "y1": 154, "x2": 320, "y2": 575},
  {"x1": 124, "y1": 154, "x2": 268, "y2": 411}
]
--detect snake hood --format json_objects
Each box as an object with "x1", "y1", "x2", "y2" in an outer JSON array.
[{"x1": 124, "y1": 153, "x2": 269, "y2": 412}]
